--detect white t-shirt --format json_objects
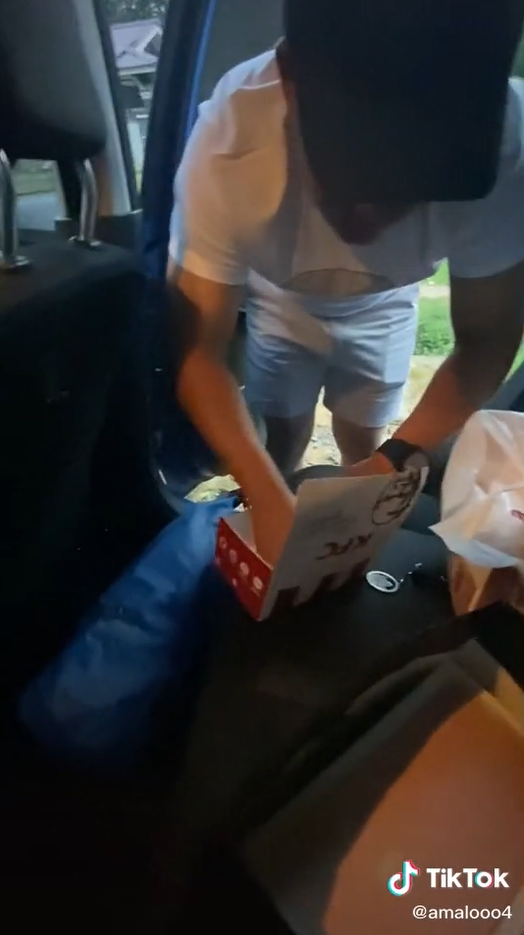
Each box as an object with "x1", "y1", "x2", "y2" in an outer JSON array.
[{"x1": 169, "y1": 50, "x2": 524, "y2": 345}]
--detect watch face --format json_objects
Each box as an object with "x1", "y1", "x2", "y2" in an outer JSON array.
[
  {"x1": 379, "y1": 440, "x2": 428, "y2": 473},
  {"x1": 404, "y1": 449, "x2": 429, "y2": 472}
]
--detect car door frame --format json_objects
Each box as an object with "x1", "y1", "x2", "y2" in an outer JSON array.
[{"x1": 142, "y1": 0, "x2": 218, "y2": 281}]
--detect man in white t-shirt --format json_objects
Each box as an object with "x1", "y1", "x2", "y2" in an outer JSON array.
[{"x1": 167, "y1": 0, "x2": 524, "y2": 565}]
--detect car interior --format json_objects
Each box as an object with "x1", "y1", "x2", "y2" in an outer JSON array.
[{"x1": 1, "y1": 1, "x2": 524, "y2": 932}]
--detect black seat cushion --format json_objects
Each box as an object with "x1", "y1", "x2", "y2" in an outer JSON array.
[{"x1": 0, "y1": 240, "x2": 143, "y2": 696}]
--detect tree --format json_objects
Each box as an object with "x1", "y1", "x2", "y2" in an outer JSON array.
[{"x1": 103, "y1": 0, "x2": 169, "y2": 24}]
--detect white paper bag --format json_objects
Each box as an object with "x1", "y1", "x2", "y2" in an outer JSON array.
[{"x1": 432, "y1": 410, "x2": 524, "y2": 615}]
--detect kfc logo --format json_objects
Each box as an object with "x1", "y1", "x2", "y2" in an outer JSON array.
[{"x1": 372, "y1": 470, "x2": 420, "y2": 526}]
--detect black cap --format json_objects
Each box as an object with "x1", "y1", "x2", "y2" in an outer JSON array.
[{"x1": 284, "y1": 0, "x2": 523, "y2": 203}]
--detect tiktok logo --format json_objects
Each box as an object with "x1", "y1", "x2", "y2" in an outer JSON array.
[{"x1": 387, "y1": 860, "x2": 421, "y2": 896}]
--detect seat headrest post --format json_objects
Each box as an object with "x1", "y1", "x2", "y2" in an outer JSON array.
[
  {"x1": 0, "y1": 150, "x2": 31, "y2": 273},
  {"x1": 70, "y1": 160, "x2": 101, "y2": 250}
]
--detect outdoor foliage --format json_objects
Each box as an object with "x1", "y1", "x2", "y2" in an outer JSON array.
[
  {"x1": 416, "y1": 298, "x2": 453, "y2": 356},
  {"x1": 104, "y1": 0, "x2": 168, "y2": 23},
  {"x1": 514, "y1": 36, "x2": 524, "y2": 78},
  {"x1": 416, "y1": 296, "x2": 524, "y2": 374},
  {"x1": 415, "y1": 264, "x2": 452, "y2": 356}
]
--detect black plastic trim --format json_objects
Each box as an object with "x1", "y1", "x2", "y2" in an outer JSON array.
[
  {"x1": 142, "y1": 0, "x2": 216, "y2": 280},
  {"x1": 92, "y1": 0, "x2": 140, "y2": 211}
]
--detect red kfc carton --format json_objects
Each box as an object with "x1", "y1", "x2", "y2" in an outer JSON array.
[{"x1": 215, "y1": 468, "x2": 426, "y2": 620}]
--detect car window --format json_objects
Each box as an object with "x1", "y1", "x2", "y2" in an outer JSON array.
[
  {"x1": 101, "y1": 0, "x2": 281, "y2": 185},
  {"x1": 13, "y1": 159, "x2": 64, "y2": 232},
  {"x1": 102, "y1": 1, "x2": 170, "y2": 187}
]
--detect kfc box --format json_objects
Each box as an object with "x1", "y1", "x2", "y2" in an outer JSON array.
[{"x1": 215, "y1": 468, "x2": 426, "y2": 620}]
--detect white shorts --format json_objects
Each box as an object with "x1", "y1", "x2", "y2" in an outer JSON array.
[{"x1": 244, "y1": 286, "x2": 419, "y2": 429}]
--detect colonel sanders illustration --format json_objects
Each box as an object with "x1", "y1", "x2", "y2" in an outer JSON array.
[{"x1": 372, "y1": 468, "x2": 421, "y2": 526}]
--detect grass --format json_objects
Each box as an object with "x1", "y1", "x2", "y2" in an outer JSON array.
[
  {"x1": 401, "y1": 355, "x2": 445, "y2": 418},
  {"x1": 426, "y1": 261, "x2": 449, "y2": 287},
  {"x1": 416, "y1": 281, "x2": 524, "y2": 374},
  {"x1": 416, "y1": 295, "x2": 453, "y2": 355},
  {"x1": 511, "y1": 342, "x2": 524, "y2": 374}
]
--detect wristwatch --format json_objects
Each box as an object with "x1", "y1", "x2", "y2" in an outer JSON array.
[{"x1": 377, "y1": 438, "x2": 429, "y2": 472}]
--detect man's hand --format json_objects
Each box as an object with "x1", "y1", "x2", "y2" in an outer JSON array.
[
  {"x1": 250, "y1": 485, "x2": 296, "y2": 567},
  {"x1": 392, "y1": 260, "x2": 524, "y2": 453},
  {"x1": 345, "y1": 450, "x2": 394, "y2": 478},
  {"x1": 167, "y1": 262, "x2": 295, "y2": 557}
]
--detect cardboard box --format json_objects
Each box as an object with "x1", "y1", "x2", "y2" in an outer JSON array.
[
  {"x1": 244, "y1": 657, "x2": 524, "y2": 935},
  {"x1": 449, "y1": 555, "x2": 524, "y2": 619},
  {"x1": 215, "y1": 468, "x2": 425, "y2": 620}
]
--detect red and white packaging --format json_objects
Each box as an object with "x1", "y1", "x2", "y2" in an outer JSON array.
[{"x1": 215, "y1": 468, "x2": 426, "y2": 620}]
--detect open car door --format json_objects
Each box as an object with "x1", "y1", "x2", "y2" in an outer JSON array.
[{"x1": 140, "y1": 0, "x2": 283, "y2": 499}]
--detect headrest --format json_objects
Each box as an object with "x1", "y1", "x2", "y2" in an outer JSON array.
[{"x1": 0, "y1": 0, "x2": 106, "y2": 162}]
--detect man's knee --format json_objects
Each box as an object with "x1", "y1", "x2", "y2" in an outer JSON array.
[
  {"x1": 332, "y1": 417, "x2": 385, "y2": 467},
  {"x1": 264, "y1": 411, "x2": 316, "y2": 477}
]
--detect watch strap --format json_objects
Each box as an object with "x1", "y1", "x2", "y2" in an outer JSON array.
[{"x1": 377, "y1": 438, "x2": 425, "y2": 472}]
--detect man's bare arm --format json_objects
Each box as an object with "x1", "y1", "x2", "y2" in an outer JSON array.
[
  {"x1": 166, "y1": 259, "x2": 291, "y2": 511},
  {"x1": 393, "y1": 259, "x2": 524, "y2": 452}
]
